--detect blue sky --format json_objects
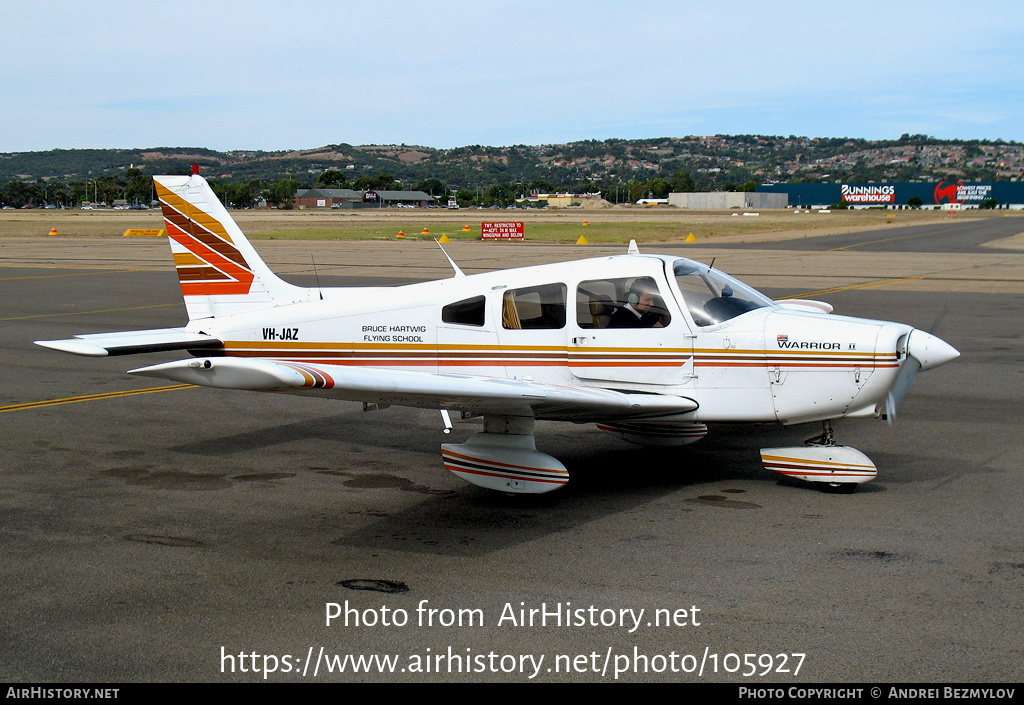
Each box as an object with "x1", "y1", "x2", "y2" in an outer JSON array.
[{"x1": 4, "y1": 0, "x2": 1023, "y2": 152}]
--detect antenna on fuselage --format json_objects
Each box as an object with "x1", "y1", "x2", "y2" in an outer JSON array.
[
  {"x1": 435, "y1": 239, "x2": 465, "y2": 278},
  {"x1": 311, "y1": 255, "x2": 324, "y2": 300},
  {"x1": 627, "y1": 239, "x2": 640, "y2": 255}
]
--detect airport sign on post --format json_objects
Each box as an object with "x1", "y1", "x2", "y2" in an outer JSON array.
[{"x1": 481, "y1": 221, "x2": 524, "y2": 240}]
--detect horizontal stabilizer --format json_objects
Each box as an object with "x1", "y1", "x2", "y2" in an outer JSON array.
[
  {"x1": 35, "y1": 328, "x2": 222, "y2": 357},
  {"x1": 129, "y1": 357, "x2": 698, "y2": 421}
]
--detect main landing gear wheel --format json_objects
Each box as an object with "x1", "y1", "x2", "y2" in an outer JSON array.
[{"x1": 823, "y1": 482, "x2": 858, "y2": 494}]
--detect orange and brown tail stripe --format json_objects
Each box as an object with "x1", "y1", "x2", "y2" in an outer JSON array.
[{"x1": 156, "y1": 182, "x2": 255, "y2": 296}]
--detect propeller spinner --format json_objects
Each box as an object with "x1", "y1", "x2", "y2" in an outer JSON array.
[{"x1": 884, "y1": 329, "x2": 959, "y2": 424}]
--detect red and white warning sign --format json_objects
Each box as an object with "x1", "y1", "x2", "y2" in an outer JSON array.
[{"x1": 481, "y1": 221, "x2": 524, "y2": 240}]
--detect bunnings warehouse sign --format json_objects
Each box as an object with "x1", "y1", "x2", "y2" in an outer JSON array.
[
  {"x1": 933, "y1": 181, "x2": 993, "y2": 203},
  {"x1": 757, "y1": 181, "x2": 1020, "y2": 206},
  {"x1": 841, "y1": 184, "x2": 895, "y2": 203}
]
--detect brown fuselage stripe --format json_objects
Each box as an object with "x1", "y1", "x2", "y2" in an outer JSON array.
[{"x1": 217, "y1": 346, "x2": 895, "y2": 370}]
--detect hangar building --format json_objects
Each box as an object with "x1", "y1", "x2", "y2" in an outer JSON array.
[{"x1": 294, "y1": 188, "x2": 435, "y2": 209}]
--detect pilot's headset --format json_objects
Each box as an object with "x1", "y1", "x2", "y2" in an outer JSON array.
[{"x1": 627, "y1": 278, "x2": 654, "y2": 305}]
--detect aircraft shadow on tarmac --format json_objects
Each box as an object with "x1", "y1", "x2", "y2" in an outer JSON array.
[{"x1": 158, "y1": 407, "x2": 799, "y2": 556}]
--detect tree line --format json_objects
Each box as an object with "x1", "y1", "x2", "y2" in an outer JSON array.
[
  {"x1": 0, "y1": 166, "x2": 755, "y2": 209},
  {"x1": 0, "y1": 167, "x2": 155, "y2": 209}
]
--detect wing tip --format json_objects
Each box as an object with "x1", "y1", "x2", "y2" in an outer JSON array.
[{"x1": 34, "y1": 339, "x2": 109, "y2": 357}]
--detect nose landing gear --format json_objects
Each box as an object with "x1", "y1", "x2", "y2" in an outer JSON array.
[{"x1": 761, "y1": 420, "x2": 876, "y2": 493}]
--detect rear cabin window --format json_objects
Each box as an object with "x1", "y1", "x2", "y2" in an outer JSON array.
[
  {"x1": 501, "y1": 283, "x2": 567, "y2": 329},
  {"x1": 442, "y1": 296, "x2": 486, "y2": 327}
]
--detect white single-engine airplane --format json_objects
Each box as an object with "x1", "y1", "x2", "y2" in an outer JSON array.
[{"x1": 37, "y1": 170, "x2": 959, "y2": 494}]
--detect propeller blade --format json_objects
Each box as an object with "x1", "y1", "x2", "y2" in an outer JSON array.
[
  {"x1": 884, "y1": 355, "x2": 920, "y2": 425},
  {"x1": 884, "y1": 327, "x2": 956, "y2": 425},
  {"x1": 889, "y1": 356, "x2": 921, "y2": 410},
  {"x1": 928, "y1": 293, "x2": 952, "y2": 335}
]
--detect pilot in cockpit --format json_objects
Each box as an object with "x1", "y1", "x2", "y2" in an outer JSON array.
[{"x1": 608, "y1": 280, "x2": 671, "y2": 328}]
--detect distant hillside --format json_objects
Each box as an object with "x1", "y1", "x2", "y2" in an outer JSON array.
[{"x1": 2, "y1": 135, "x2": 1021, "y2": 208}]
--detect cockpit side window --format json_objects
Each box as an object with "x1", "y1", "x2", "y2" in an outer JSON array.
[
  {"x1": 576, "y1": 277, "x2": 671, "y2": 329},
  {"x1": 672, "y1": 259, "x2": 772, "y2": 327},
  {"x1": 502, "y1": 283, "x2": 567, "y2": 329}
]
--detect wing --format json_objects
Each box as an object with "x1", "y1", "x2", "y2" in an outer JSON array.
[
  {"x1": 128, "y1": 357, "x2": 698, "y2": 421},
  {"x1": 35, "y1": 328, "x2": 223, "y2": 357}
]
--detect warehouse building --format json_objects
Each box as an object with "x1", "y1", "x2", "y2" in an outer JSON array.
[
  {"x1": 294, "y1": 188, "x2": 435, "y2": 209},
  {"x1": 756, "y1": 181, "x2": 1024, "y2": 209},
  {"x1": 669, "y1": 192, "x2": 788, "y2": 209}
]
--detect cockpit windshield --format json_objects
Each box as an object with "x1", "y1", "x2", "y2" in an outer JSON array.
[{"x1": 672, "y1": 259, "x2": 774, "y2": 327}]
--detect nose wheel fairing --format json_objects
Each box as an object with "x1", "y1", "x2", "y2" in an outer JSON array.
[
  {"x1": 760, "y1": 445, "x2": 878, "y2": 487},
  {"x1": 760, "y1": 421, "x2": 877, "y2": 490}
]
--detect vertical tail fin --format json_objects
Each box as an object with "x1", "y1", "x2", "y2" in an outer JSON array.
[{"x1": 155, "y1": 172, "x2": 307, "y2": 320}]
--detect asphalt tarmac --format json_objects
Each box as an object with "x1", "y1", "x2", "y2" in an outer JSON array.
[
  {"x1": 708, "y1": 211, "x2": 1024, "y2": 254},
  {"x1": 1, "y1": 223, "x2": 1022, "y2": 682}
]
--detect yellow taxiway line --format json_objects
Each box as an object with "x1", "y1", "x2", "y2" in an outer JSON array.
[
  {"x1": 780, "y1": 276, "x2": 924, "y2": 299},
  {"x1": 824, "y1": 228, "x2": 950, "y2": 252},
  {"x1": 0, "y1": 268, "x2": 148, "y2": 281},
  {"x1": 1, "y1": 302, "x2": 180, "y2": 322},
  {"x1": 0, "y1": 384, "x2": 195, "y2": 413}
]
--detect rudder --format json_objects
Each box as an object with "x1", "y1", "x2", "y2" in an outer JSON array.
[{"x1": 155, "y1": 170, "x2": 307, "y2": 320}]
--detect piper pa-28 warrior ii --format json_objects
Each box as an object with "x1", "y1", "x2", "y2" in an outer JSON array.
[{"x1": 37, "y1": 170, "x2": 959, "y2": 494}]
